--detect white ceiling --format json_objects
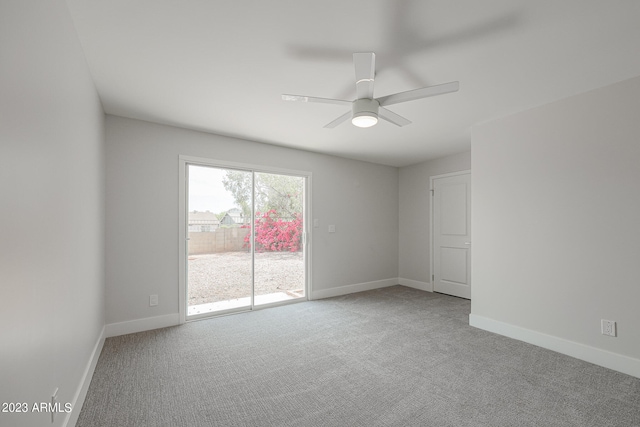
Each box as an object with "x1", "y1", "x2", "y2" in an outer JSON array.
[{"x1": 66, "y1": 0, "x2": 640, "y2": 167}]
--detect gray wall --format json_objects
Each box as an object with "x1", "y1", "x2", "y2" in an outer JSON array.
[
  {"x1": 472, "y1": 75, "x2": 640, "y2": 369},
  {"x1": 398, "y1": 152, "x2": 471, "y2": 286},
  {"x1": 105, "y1": 116, "x2": 399, "y2": 324},
  {"x1": 0, "y1": 1, "x2": 105, "y2": 426}
]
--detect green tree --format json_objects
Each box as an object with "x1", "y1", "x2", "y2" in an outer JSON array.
[
  {"x1": 221, "y1": 170, "x2": 252, "y2": 218},
  {"x1": 215, "y1": 210, "x2": 228, "y2": 222},
  {"x1": 222, "y1": 171, "x2": 303, "y2": 219}
]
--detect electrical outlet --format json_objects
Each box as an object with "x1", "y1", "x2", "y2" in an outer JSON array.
[
  {"x1": 601, "y1": 319, "x2": 616, "y2": 337},
  {"x1": 149, "y1": 294, "x2": 158, "y2": 307},
  {"x1": 328, "y1": 224, "x2": 336, "y2": 233}
]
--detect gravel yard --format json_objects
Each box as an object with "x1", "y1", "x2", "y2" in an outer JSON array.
[{"x1": 187, "y1": 251, "x2": 304, "y2": 305}]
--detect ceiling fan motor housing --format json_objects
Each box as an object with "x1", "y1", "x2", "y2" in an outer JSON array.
[{"x1": 352, "y1": 98, "x2": 379, "y2": 127}]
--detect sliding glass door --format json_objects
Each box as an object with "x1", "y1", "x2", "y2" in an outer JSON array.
[
  {"x1": 183, "y1": 160, "x2": 308, "y2": 319},
  {"x1": 253, "y1": 172, "x2": 306, "y2": 305},
  {"x1": 186, "y1": 165, "x2": 253, "y2": 316}
]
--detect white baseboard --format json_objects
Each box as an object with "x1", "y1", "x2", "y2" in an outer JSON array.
[
  {"x1": 104, "y1": 281, "x2": 429, "y2": 336},
  {"x1": 310, "y1": 278, "x2": 398, "y2": 300},
  {"x1": 469, "y1": 313, "x2": 640, "y2": 379},
  {"x1": 105, "y1": 313, "x2": 180, "y2": 338},
  {"x1": 64, "y1": 326, "x2": 105, "y2": 427},
  {"x1": 398, "y1": 278, "x2": 432, "y2": 292}
]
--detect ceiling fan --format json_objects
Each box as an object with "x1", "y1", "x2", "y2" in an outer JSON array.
[{"x1": 282, "y1": 53, "x2": 459, "y2": 128}]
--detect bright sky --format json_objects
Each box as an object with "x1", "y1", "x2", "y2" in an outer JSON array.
[{"x1": 188, "y1": 165, "x2": 239, "y2": 213}]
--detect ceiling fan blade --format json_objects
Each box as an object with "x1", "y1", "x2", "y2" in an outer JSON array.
[
  {"x1": 281, "y1": 94, "x2": 351, "y2": 106},
  {"x1": 323, "y1": 111, "x2": 352, "y2": 128},
  {"x1": 353, "y1": 53, "x2": 375, "y2": 99},
  {"x1": 378, "y1": 107, "x2": 411, "y2": 127},
  {"x1": 377, "y1": 81, "x2": 459, "y2": 107}
]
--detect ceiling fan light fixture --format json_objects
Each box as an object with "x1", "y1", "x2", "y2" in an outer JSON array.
[
  {"x1": 351, "y1": 98, "x2": 379, "y2": 128},
  {"x1": 352, "y1": 113, "x2": 378, "y2": 128}
]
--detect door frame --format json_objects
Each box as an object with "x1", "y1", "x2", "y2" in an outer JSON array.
[
  {"x1": 429, "y1": 170, "x2": 471, "y2": 296},
  {"x1": 178, "y1": 155, "x2": 312, "y2": 323}
]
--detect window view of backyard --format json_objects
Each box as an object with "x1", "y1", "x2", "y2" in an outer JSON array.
[{"x1": 187, "y1": 165, "x2": 305, "y2": 316}]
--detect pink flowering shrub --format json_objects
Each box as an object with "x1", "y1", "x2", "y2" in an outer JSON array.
[{"x1": 243, "y1": 210, "x2": 303, "y2": 252}]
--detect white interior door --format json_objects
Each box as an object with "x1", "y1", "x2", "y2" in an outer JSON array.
[{"x1": 432, "y1": 172, "x2": 471, "y2": 299}]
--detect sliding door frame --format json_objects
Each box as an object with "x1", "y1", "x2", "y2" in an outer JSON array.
[{"x1": 178, "y1": 155, "x2": 312, "y2": 323}]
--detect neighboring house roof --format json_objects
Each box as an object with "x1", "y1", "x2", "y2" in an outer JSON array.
[
  {"x1": 220, "y1": 208, "x2": 246, "y2": 225},
  {"x1": 188, "y1": 211, "x2": 220, "y2": 226}
]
